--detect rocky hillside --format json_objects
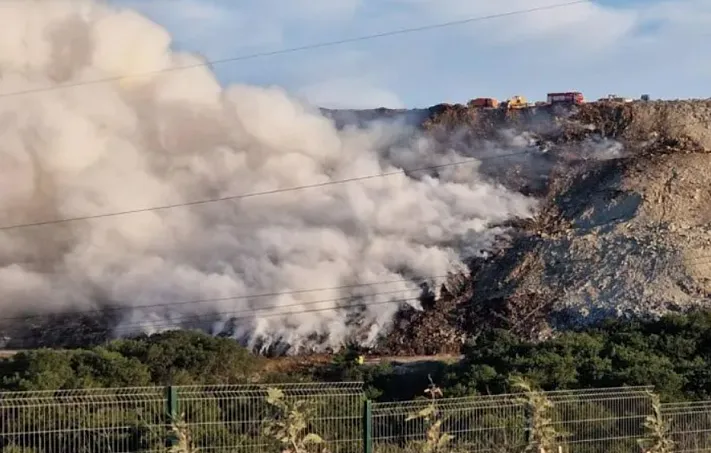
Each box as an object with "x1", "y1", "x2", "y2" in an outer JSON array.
[{"x1": 376, "y1": 99, "x2": 711, "y2": 355}]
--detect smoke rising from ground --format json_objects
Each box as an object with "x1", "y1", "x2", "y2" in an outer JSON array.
[{"x1": 0, "y1": 0, "x2": 537, "y2": 353}]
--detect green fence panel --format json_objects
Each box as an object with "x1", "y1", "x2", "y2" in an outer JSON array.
[
  {"x1": 363, "y1": 399, "x2": 372, "y2": 453},
  {"x1": 165, "y1": 385, "x2": 179, "y2": 448}
]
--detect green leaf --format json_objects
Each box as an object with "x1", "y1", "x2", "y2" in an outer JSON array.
[
  {"x1": 438, "y1": 433, "x2": 454, "y2": 447},
  {"x1": 303, "y1": 433, "x2": 324, "y2": 444},
  {"x1": 406, "y1": 405, "x2": 435, "y2": 421},
  {"x1": 266, "y1": 387, "x2": 285, "y2": 405}
]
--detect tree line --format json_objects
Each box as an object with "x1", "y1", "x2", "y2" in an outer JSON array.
[{"x1": 4, "y1": 311, "x2": 711, "y2": 402}]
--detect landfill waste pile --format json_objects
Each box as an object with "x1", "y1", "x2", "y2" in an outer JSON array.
[
  {"x1": 375, "y1": 99, "x2": 711, "y2": 354},
  {"x1": 4, "y1": 93, "x2": 711, "y2": 357}
]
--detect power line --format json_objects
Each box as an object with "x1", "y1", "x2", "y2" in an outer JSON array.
[
  {"x1": 0, "y1": 149, "x2": 532, "y2": 231},
  {"x1": 0, "y1": 1, "x2": 587, "y2": 100},
  {"x1": 3, "y1": 294, "x2": 427, "y2": 341},
  {"x1": 20, "y1": 245, "x2": 711, "y2": 336},
  {"x1": 109, "y1": 291, "x2": 423, "y2": 331},
  {"x1": 112, "y1": 296, "x2": 422, "y2": 333},
  {"x1": 6, "y1": 246, "x2": 711, "y2": 339},
  {"x1": 3, "y1": 110, "x2": 707, "y2": 233},
  {"x1": 109, "y1": 251, "x2": 711, "y2": 331},
  {"x1": 0, "y1": 274, "x2": 449, "y2": 322},
  {"x1": 10, "y1": 244, "x2": 711, "y2": 327},
  {"x1": 122, "y1": 253, "x2": 711, "y2": 332}
]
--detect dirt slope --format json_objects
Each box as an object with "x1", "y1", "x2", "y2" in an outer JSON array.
[{"x1": 378, "y1": 100, "x2": 711, "y2": 353}]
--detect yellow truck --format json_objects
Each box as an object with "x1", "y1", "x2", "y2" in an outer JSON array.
[{"x1": 502, "y1": 95, "x2": 528, "y2": 110}]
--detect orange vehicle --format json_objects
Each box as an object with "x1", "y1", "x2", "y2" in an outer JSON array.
[{"x1": 468, "y1": 97, "x2": 499, "y2": 108}]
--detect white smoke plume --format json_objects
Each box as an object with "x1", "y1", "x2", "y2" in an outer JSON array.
[{"x1": 0, "y1": 0, "x2": 537, "y2": 353}]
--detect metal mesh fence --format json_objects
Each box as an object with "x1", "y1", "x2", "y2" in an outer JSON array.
[
  {"x1": 547, "y1": 386, "x2": 653, "y2": 453},
  {"x1": 663, "y1": 400, "x2": 711, "y2": 452},
  {"x1": 372, "y1": 394, "x2": 527, "y2": 453},
  {"x1": 7, "y1": 383, "x2": 711, "y2": 453},
  {"x1": 0, "y1": 382, "x2": 363, "y2": 453},
  {"x1": 176, "y1": 382, "x2": 363, "y2": 453},
  {"x1": 371, "y1": 386, "x2": 653, "y2": 453},
  {"x1": 0, "y1": 387, "x2": 167, "y2": 453}
]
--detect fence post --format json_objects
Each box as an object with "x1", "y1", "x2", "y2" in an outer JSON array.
[
  {"x1": 362, "y1": 399, "x2": 373, "y2": 453},
  {"x1": 165, "y1": 385, "x2": 179, "y2": 447}
]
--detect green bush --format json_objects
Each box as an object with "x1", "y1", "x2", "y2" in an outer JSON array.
[
  {"x1": 447, "y1": 310, "x2": 711, "y2": 402},
  {"x1": 0, "y1": 330, "x2": 262, "y2": 390}
]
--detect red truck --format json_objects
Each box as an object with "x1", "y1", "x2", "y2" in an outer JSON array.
[{"x1": 546, "y1": 92, "x2": 584, "y2": 105}]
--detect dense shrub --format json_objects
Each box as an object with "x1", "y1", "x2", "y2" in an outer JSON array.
[
  {"x1": 5, "y1": 312, "x2": 711, "y2": 402},
  {"x1": 0, "y1": 330, "x2": 262, "y2": 390},
  {"x1": 447, "y1": 311, "x2": 711, "y2": 402}
]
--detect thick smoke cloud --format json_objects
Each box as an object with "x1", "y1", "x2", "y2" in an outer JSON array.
[{"x1": 0, "y1": 0, "x2": 537, "y2": 353}]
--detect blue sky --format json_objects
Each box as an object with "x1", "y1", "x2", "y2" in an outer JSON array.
[{"x1": 113, "y1": 0, "x2": 711, "y2": 109}]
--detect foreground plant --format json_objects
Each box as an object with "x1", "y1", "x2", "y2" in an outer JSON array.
[
  {"x1": 511, "y1": 377, "x2": 561, "y2": 453},
  {"x1": 638, "y1": 391, "x2": 674, "y2": 453},
  {"x1": 262, "y1": 387, "x2": 326, "y2": 453},
  {"x1": 167, "y1": 413, "x2": 199, "y2": 453},
  {"x1": 405, "y1": 376, "x2": 454, "y2": 453},
  {"x1": 2, "y1": 446, "x2": 38, "y2": 453}
]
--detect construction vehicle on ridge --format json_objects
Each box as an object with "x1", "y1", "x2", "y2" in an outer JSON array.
[
  {"x1": 463, "y1": 92, "x2": 591, "y2": 109},
  {"x1": 598, "y1": 94, "x2": 633, "y2": 103},
  {"x1": 547, "y1": 92, "x2": 585, "y2": 105},
  {"x1": 468, "y1": 98, "x2": 499, "y2": 108},
  {"x1": 502, "y1": 95, "x2": 528, "y2": 110}
]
